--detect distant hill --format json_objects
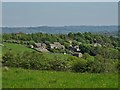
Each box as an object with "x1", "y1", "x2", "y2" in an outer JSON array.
[{"x1": 2, "y1": 26, "x2": 118, "y2": 35}]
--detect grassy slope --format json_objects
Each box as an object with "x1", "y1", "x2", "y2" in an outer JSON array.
[
  {"x1": 2, "y1": 68, "x2": 118, "y2": 88},
  {"x1": 0, "y1": 46, "x2": 1, "y2": 58},
  {"x1": 2, "y1": 42, "x2": 72, "y2": 59},
  {"x1": 2, "y1": 42, "x2": 119, "y2": 88},
  {"x1": 2, "y1": 42, "x2": 36, "y2": 54}
]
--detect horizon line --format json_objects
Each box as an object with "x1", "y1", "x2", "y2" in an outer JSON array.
[
  {"x1": 1, "y1": 0, "x2": 119, "y2": 2},
  {"x1": 1, "y1": 25, "x2": 119, "y2": 28}
]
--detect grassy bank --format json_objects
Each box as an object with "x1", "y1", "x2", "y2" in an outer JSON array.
[
  {"x1": 2, "y1": 42, "x2": 35, "y2": 54},
  {"x1": 2, "y1": 68, "x2": 118, "y2": 88}
]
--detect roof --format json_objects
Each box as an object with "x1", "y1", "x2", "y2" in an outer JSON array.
[
  {"x1": 35, "y1": 43, "x2": 42, "y2": 47},
  {"x1": 50, "y1": 42, "x2": 65, "y2": 49},
  {"x1": 53, "y1": 42, "x2": 61, "y2": 45},
  {"x1": 35, "y1": 43, "x2": 46, "y2": 47}
]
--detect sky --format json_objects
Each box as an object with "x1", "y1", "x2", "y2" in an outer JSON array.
[
  {"x1": 2, "y1": 2, "x2": 118, "y2": 27},
  {"x1": 0, "y1": 2, "x2": 2, "y2": 27},
  {"x1": 1, "y1": 0, "x2": 120, "y2": 2}
]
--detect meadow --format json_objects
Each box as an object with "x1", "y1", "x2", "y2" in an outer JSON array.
[
  {"x1": 2, "y1": 67, "x2": 118, "y2": 88},
  {"x1": 2, "y1": 42, "x2": 35, "y2": 54},
  {"x1": 1, "y1": 41, "x2": 119, "y2": 88}
]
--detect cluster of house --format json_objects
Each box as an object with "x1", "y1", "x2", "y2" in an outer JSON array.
[
  {"x1": 3, "y1": 39, "x2": 102, "y2": 58},
  {"x1": 31, "y1": 43, "x2": 49, "y2": 52},
  {"x1": 30, "y1": 41, "x2": 83, "y2": 58},
  {"x1": 31, "y1": 42, "x2": 65, "y2": 52}
]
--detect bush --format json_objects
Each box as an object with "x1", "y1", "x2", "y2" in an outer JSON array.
[
  {"x1": 2, "y1": 52, "x2": 16, "y2": 67},
  {"x1": 2, "y1": 51, "x2": 70, "y2": 71},
  {"x1": 83, "y1": 53, "x2": 94, "y2": 62},
  {"x1": 48, "y1": 59, "x2": 67, "y2": 71},
  {"x1": 71, "y1": 59, "x2": 87, "y2": 73},
  {"x1": 2, "y1": 51, "x2": 119, "y2": 73}
]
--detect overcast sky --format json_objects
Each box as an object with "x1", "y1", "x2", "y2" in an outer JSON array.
[
  {"x1": 1, "y1": 0, "x2": 119, "y2": 2},
  {"x1": 2, "y1": 2, "x2": 118, "y2": 27}
]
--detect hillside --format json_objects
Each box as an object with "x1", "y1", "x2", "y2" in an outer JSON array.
[
  {"x1": 2, "y1": 33, "x2": 119, "y2": 88},
  {"x1": 2, "y1": 42, "x2": 36, "y2": 54},
  {"x1": 2, "y1": 67, "x2": 118, "y2": 88}
]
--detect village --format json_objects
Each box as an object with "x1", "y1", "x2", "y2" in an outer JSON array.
[{"x1": 2, "y1": 38, "x2": 102, "y2": 58}]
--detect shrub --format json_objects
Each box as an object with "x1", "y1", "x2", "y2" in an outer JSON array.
[
  {"x1": 71, "y1": 59, "x2": 87, "y2": 73},
  {"x1": 2, "y1": 51, "x2": 119, "y2": 73},
  {"x1": 83, "y1": 53, "x2": 94, "y2": 62},
  {"x1": 2, "y1": 52, "x2": 15, "y2": 67}
]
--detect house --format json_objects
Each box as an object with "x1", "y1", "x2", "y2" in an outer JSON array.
[
  {"x1": 73, "y1": 53, "x2": 83, "y2": 58},
  {"x1": 50, "y1": 42, "x2": 65, "y2": 49},
  {"x1": 30, "y1": 45, "x2": 34, "y2": 48},
  {"x1": 34, "y1": 43, "x2": 49, "y2": 52},
  {"x1": 74, "y1": 45, "x2": 80, "y2": 52},
  {"x1": 34, "y1": 43, "x2": 46, "y2": 49},
  {"x1": 35, "y1": 48, "x2": 49, "y2": 52},
  {"x1": 93, "y1": 43, "x2": 102, "y2": 47},
  {"x1": 69, "y1": 45, "x2": 82, "y2": 58},
  {"x1": 69, "y1": 45, "x2": 80, "y2": 52}
]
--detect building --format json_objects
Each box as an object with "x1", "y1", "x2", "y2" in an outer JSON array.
[
  {"x1": 73, "y1": 53, "x2": 83, "y2": 58},
  {"x1": 34, "y1": 43, "x2": 46, "y2": 49},
  {"x1": 50, "y1": 42, "x2": 65, "y2": 49},
  {"x1": 74, "y1": 45, "x2": 80, "y2": 52},
  {"x1": 93, "y1": 43, "x2": 102, "y2": 47},
  {"x1": 69, "y1": 45, "x2": 80, "y2": 52},
  {"x1": 34, "y1": 43, "x2": 49, "y2": 52}
]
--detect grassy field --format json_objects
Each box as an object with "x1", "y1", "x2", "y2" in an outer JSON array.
[
  {"x1": 2, "y1": 68, "x2": 118, "y2": 88},
  {"x1": 1, "y1": 42, "x2": 119, "y2": 88},
  {"x1": 2, "y1": 42, "x2": 73, "y2": 60},
  {"x1": 2, "y1": 42, "x2": 36, "y2": 54}
]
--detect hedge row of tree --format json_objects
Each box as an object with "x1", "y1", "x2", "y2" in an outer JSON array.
[
  {"x1": 2, "y1": 51, "x2": 118, "y2": 73},
  {"x1": 3, "y1": 32, "x2": 120, "y2": 49}
]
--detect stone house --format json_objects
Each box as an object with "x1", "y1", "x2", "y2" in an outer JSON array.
[
  {"x1": 34, "y1": 43, "x2": 49, "y2": 52},
  {"x1": 93, "y1": 43, "x2": 102, "y2": 47},
  {"x1": 73, "y1": 53, "x2": 83, "y2": 58},
  {"x1": 69, "y1": 45, "x2": 80, "y2": 52},
  {"x1": 50, "y1": 42, "x2": 65, "y2": 49},
  {"x1": 34, "y1": 43, "x2": 46, "y2": 49},
  {"x1": 74, "y1": 45, "x2": 80, "y2": 52}
]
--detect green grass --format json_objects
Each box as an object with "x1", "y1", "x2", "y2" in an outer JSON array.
[
  {"x1": 0, "y1": 46, "x2": 1, "y2": 58},
  {"x1": 2, "y1": 68, "x2": 118, "y2": 88},
  {"x1": 42, "y1": 53, "x2": 71, "y2": 60},
  {"x1": 1, "y1": 42, "x2": 119, "y2": 88},
  {"x1": 2, "y1": 42, "x2": 36, "y2": 54},
  {"x1": 2, "y1": 42, "x2": 74, "y2": 60}
]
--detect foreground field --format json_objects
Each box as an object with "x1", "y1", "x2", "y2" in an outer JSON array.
[{"x1": 2, "y1": 68, "x2": 118, "y2": 88}]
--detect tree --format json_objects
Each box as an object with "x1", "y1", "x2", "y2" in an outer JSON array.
[
  {"x1": 83, "y1": 53, "x2": 94, "y2": 62},
  {"x1": 68, "y1": 32, "x2": 74, "y2": 38},
  {"x1": 63, "y1": 41, "x2": 70, "y2": 49},
  {"x1": 72, "y1": 58, "x2": 87, "y2": 73}
]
